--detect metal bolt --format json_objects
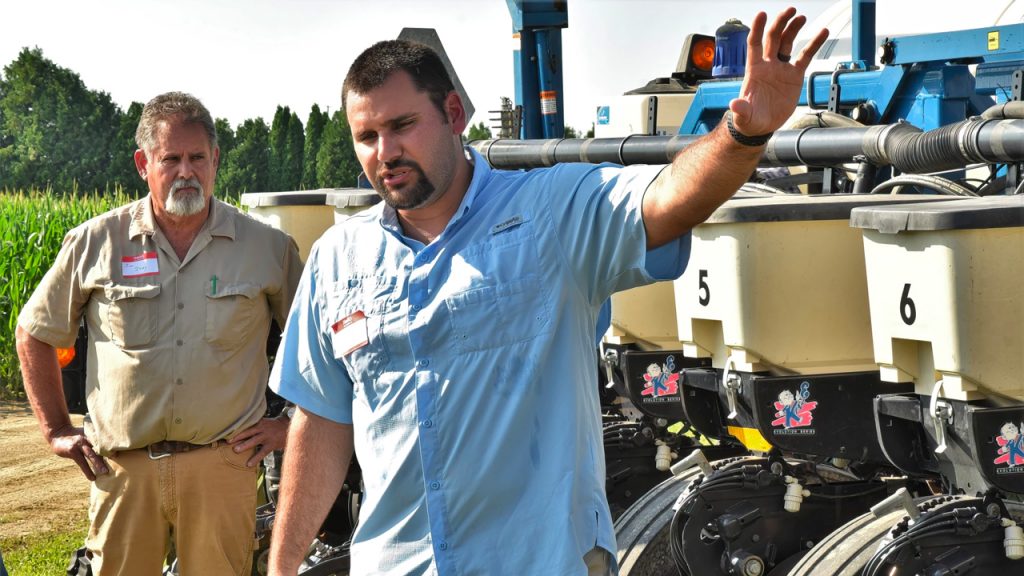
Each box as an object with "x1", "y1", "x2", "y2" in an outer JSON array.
[{"x1": 743, "y1": 557, "x2": 764, "y2": 576}]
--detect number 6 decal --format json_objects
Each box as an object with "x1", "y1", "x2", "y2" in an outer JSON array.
[
  {"x1": 900, "y1": 283, "x2": 916, "y2": 325},
  {"x1": 698, "y1": 269, "x2": 710, "y2": 306}
]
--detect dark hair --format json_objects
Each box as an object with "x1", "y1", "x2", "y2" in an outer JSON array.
[
  {"x1": 342, "y1": 40, "x2": 454, "y2": 120},
  {"x1": 136, "y1": 92, "x2": 217, "y2": 154}
]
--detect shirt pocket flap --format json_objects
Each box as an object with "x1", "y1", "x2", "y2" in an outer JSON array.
[
  {"x1": 208, "y1": 281, "x2": 260, "y2": 300},
  {"x1": 104, "y1": 283, "x2": 161, "y2": 302}
]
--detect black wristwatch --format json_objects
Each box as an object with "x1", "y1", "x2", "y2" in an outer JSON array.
[{"x1": 725, "y1": 111, "x2": 774, "y2": 147}]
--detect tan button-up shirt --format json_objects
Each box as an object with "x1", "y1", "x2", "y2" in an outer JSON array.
[{"x1": 18, "y1": 197, "x2": 302, "y2": 455}]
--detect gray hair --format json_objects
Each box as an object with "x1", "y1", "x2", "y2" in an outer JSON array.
[{"x1": 135, "y1": 92, "x2": 217, "y2": 155}]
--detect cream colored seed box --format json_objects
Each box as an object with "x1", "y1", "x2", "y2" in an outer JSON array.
[
  {"x1": 852, "y1": 195, "x2": 1024, "y2": 401},
  {"x1": 673, "y1": 194, "x2": 951, "y2": 375}
]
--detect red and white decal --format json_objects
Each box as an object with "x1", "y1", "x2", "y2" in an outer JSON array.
[{"x1": 121, "y1": 252, "x2": 159, "y2": 278}]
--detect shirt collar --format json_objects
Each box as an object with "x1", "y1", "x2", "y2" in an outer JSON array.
[
  {"x1": 129, "y1": 195, "x2": 236, "y2": 240},
  {"x1": 379, "y1": 146, "x2": 492, "y2": 237}
]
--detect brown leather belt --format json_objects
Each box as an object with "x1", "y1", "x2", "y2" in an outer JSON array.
[{"x1": 146, "y1": 440, "x2": 219, "y2": 460}]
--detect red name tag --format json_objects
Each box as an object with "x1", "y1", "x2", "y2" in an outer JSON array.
[
  {"x1": 332, "y1": 311, "x2": 369, "y2": 356},
  {"x1": 121, "y1": 252, "x2": 159, "y2": 278}
]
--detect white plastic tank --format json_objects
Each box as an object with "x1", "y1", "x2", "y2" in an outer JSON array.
[
  {"x1": 604, "y1": 190, "x2": 774, "y2": 350},
  {"x1": 851, "y1": 195, "x2": 1024, "y2": 402},
  {"x1": 331, "y1": 189, "x2": 381, "y2": 224},
  {"x1": 240, "y1": 190, "x2": 337, "y2": 262},
  {"x1": 673, "y1": 194, "x2": 954, "y2": 375}
]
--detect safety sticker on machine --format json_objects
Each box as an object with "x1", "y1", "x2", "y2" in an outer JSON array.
[{"x1": 540, "y1": 90, "x2": 558, "y2": 115}]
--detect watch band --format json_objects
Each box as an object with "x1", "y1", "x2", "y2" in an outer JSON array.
[{"x1": 725, "y1": 111, "x2": 774, "y2": 147}]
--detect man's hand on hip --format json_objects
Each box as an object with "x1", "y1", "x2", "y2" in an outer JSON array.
[
  {"x1": 50, "y1": 424, "x2": 108, "y2": 481},
  {"x1": 229, "y1": 416, "x2": 290, "y2": 467}
]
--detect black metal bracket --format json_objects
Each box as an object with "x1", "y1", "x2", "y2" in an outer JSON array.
[
  {"x1": 750, "y1": 372, "x2": 912, "y2": 464},
  {"x1": 622, "y1": 350, "x2": 710, "y2": 422},
  {"x1": 647, "y1": 95, "x2": 659, "y2": 136},
  {"x1": 875, "y1": 394, "x2": 1024, "y2": 495}
]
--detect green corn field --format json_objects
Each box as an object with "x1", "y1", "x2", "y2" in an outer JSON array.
[{"x1": 0, "y1": 189, "x2": 135, "y2": 398}]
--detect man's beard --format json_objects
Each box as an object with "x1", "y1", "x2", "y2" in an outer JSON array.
[
  {"x1": 165, "y1": 178, "x2": 207, "y2": 216},
  {"x1": 373, "y1": 159, "x2": 438, "y2": 210}
]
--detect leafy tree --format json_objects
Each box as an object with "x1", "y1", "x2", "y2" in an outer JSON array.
[
  {"x1": 218, "y1": 118, "x2": 269, "y2": 199},
  {"x1": 317, "y1": 110, "x2": 360, "y2": 189},
  {"x1": 215, "y1": 117, "x2": 236, "y2": 160},
  {"x1": 585, "y1": 123, "x2": 595, "y2": 138},
  {"x1": 0, "y1": 48, "x2": 122, "y2": 195},
  {"x1": 302, "y1": 104, "x2": 328, "y2": 189},
  {"x1": 563, "y1": 125, "x2": 578, "y2": 139},
  {"x1": 466, "y1": 121, "x2": 491, "y2": 141}
]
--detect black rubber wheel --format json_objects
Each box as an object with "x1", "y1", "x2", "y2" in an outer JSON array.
[
  {"x1": 614, "y1": 468, "x2": 701, "y2": 576},
  {"x1": 787, "y1": 498, "x2": 930, "y2": 576}
]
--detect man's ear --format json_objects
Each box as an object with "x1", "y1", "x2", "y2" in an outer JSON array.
[
  {"x1": 213, "y1": 146, "x2": 220, "y2": 170},
  {"x1": 445, "y1": 91, "x2": 467, "y2": 135},
  {"x1": 134, "y1": 149, "x2": 149, "y2": 180}
]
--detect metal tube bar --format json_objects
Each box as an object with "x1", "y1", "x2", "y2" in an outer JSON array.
[{"x1": 471, "y1": 119, "x2": 1024, "y2": 170}]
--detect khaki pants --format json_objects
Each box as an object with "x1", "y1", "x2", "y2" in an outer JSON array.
[
  {"x1": 86, "y1": 442, "x2": 258, "y2": 575},
  {"x1": 584, "y1": 546, "x2": 617, "y2": 576}
]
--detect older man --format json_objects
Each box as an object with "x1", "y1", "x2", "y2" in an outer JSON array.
[{"x1": 16, "y1": 92, "x2": 301, "y2": 575}]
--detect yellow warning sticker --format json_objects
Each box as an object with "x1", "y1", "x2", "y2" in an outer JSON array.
[{"x1": 989, "y1": 31, "x2": 1000, "y2": 51}]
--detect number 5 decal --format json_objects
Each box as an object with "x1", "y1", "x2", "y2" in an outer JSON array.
[
  {"x1": 900, "y1": 283, "x2": 916, "y2": 325},
  {"x1": 698, "y1": 269, "x2": 710, "y2": 306}
]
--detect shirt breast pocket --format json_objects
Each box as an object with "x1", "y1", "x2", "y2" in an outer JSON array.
[
  {"x1": 205, "y1": 281, "x2": 263, "y2": 350},
  {"x1": 326, "y1": 277, "x2": 393, "y2": 387},
  {"x1": 103, "y1": 284, "x2": 161, "y2": 349},
  {"x1": 446, "y1": 273, "x2": 552, "y2": 354}
]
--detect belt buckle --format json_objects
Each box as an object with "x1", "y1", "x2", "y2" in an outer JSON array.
[{"x1": 147, "y1": 443, "x2": 172, "y2": 460}]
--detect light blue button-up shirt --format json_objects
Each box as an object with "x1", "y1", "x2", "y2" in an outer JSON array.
[{"x1": 271, "y1": 148, "x2": 690, "y2": 575}]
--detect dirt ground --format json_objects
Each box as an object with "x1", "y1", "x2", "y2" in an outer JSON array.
[{"x1": 0, "y1": 402, "x2": 90, "y2": 540}]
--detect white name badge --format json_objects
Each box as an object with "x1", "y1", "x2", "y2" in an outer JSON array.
[
  {"x1": 332, "y1": 311, "x2": 369, "y2": 356},
  {"x1": 121, "y1": 252, "x2": 159, "y2": 278}
]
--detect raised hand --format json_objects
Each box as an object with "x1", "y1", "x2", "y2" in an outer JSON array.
[{"x1": 729, "y1": 7, "x2": 830, "y2": 137}]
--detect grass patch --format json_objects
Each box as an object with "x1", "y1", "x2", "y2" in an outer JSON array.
[{"x1": 0, "y1": 516, "x2": 88, "y2": 576}]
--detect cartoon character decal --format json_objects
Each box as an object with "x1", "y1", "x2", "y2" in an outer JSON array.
[
  {"x1": 771, "y1": 382, "x2": 818, "y2": 429},
  {"x1": 641, "y1": 356, "x2": 680, "y2": 397},
  {"x1": 995, "y1": 421, "x2": 1024, "y2": 467}
]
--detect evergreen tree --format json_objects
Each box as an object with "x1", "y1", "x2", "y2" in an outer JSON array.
[
  {"x1": 219, "y1": 118, "x2": 269, "y2": 200},
  {"x1": 110, "y1": 101, "x2": 144, "y2": 196},
  {"x1": 317, "y1": 110, "x2": 360, "y2": 189},
  {"x1": 268, "y1": 105, "x2": 290, "y2": 191},
  {"x1": 284, "y1": 111, "x2": 304, "y2": 190},
  {"x1": 302, "y1": 104, "x2": 327, "y2": 189},
  {"x1": 214, "y1": 118, "x2": 236, "y2": 196}
]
